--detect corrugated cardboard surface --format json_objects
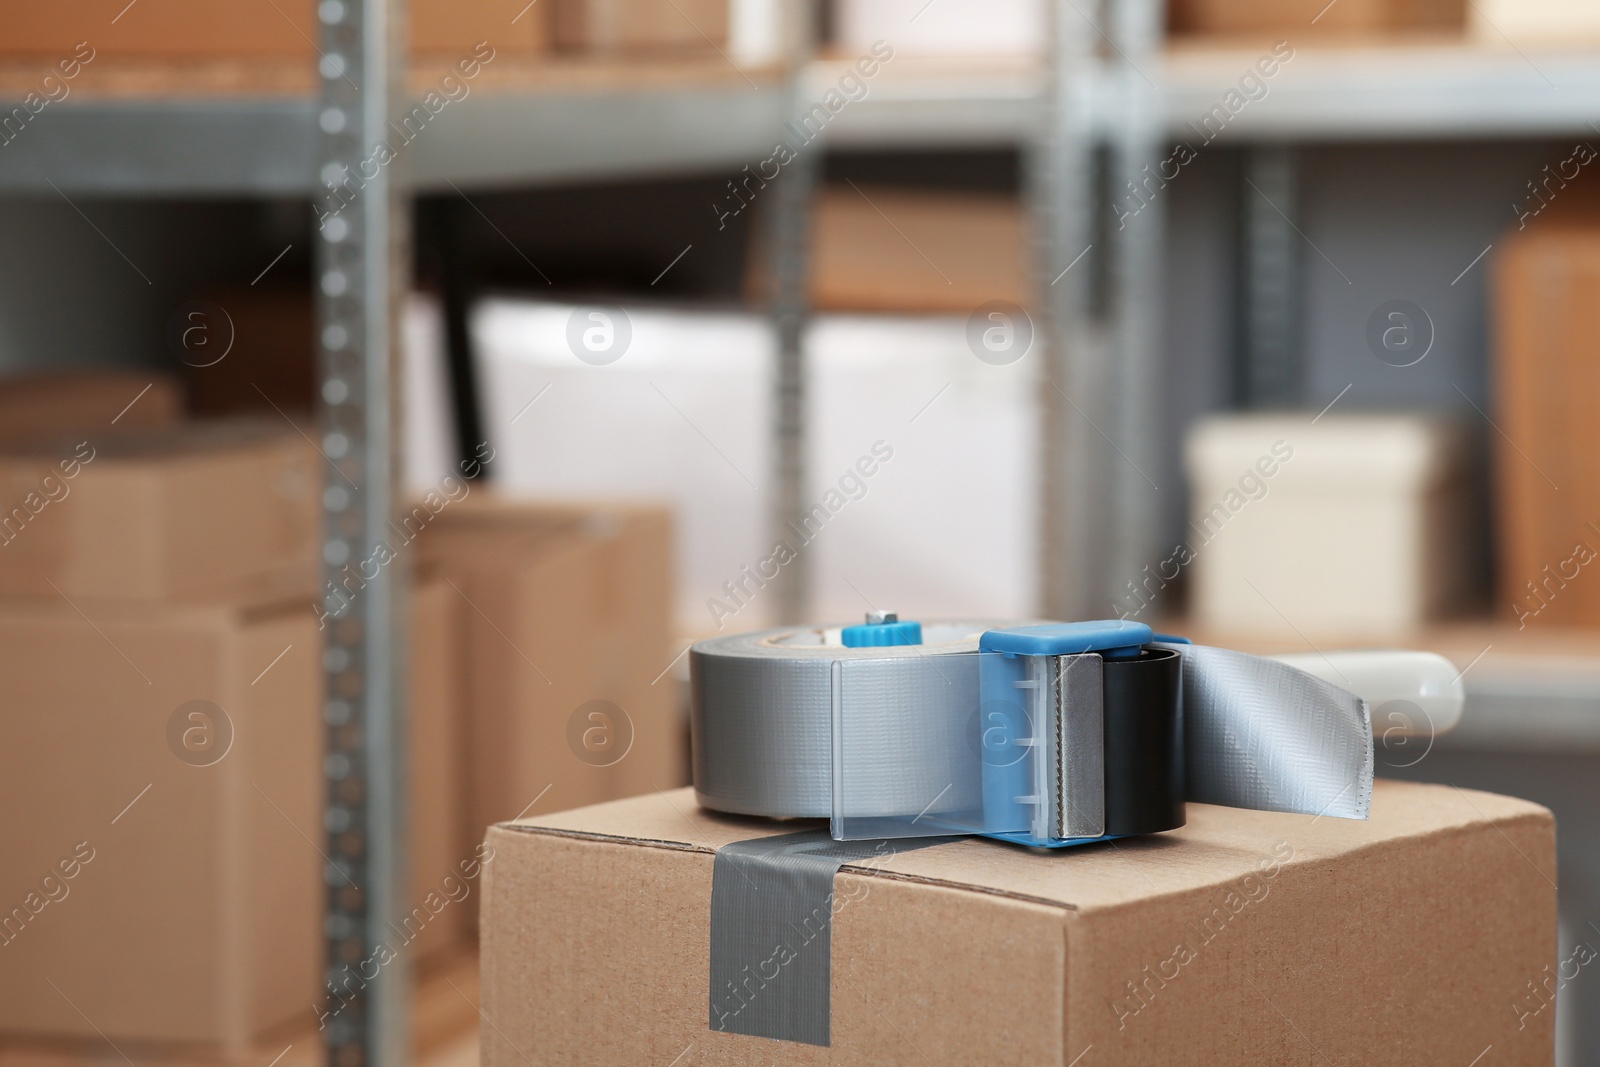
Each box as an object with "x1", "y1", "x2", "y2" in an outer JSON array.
[
  {"x1": 0, "y1": 595, "x2": 321, "y2": 1049},
  {"x1": 412, "y1": 497, "x2": 685, "y2": 859},
  {"x1": 0, "y1": 420, "x2": 319, "y2": 602},
  {"x1": 481, "y1": 781, "x2": 1555, "y2": 1065},
  {"x1": 1494, "y1": 218, "x2": 1600, "y2": 627}
]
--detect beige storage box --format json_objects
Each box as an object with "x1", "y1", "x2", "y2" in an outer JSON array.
[{"x1": 1184, "y1": 412, "x2": 1477, "y2": 636}]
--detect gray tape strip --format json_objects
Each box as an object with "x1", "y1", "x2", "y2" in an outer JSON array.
[
  {"x1": 1158, "y1": 642, "x2": 1373, "y2": 820},
  {"x1": 709, "y1": 830, "x2": 948, "y2": 1046}
]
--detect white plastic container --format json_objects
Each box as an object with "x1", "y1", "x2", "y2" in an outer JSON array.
[
  {"x1": 1183, "y1": 412, "x2": 1477, "y2": 636},
  {"x1": 833, "y1": 0, "x2": 1043, "y2": 57},
  {"x1": 1471, "y1": 0, "x2": 1600, "y2": 42},
  {"x1": 452, "y1": 300, "x2": 1038, "y2": 632}
]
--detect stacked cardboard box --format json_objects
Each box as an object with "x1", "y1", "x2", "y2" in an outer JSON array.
[
  {"x1": 0, "y1": 0, "x2": 749, "y2": 62},
  {"x1": 1, "y1": 0, "x2": 549, "y2": 61},
  {"x1": 0, "y1": 411, "x2": 483, "y2": 1047},
  {"x1": 0, "y1": 364, "x2": 686, "y2": 1042},
  {"x1": 0, "y1": 591, "x2": 323, "y2": 1051},
  {"x1": 748, "y1": 186, "x2": 1028, "y2": 313},
  {"x1": 412, "y1": 495, "x2": 687, "y2": 869},
  {"x1": 0, "y1": 419, "x2": 326, "y2": 1050},
  {"x1": 0, "y1": 370, "x2": 182, "y2": 443},
  {"x1": 551, "y1": 0, "x2": 731, "y2": 54},
  {"x1": 1492, "y1": 213, "x2": 1600, "y2": 627},
  {"x1": 405, "y1": 566, "x2": 470, "y2": 960},
  {"x1": 0, "y1": 419, "x2": 320, "y2": 601}
]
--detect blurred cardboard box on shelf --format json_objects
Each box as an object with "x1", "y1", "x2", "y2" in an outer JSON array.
[
  {"x1": 0, "y1": 420, "x2": 319, "y2": 602},
  {"x1": 1169, "y1": 0, "x2": 1463, "y2": 36},
  {"x1": 412, "y1": 495, "x2": 685, "y2": 859},
  {"x1": 2, "y1": 0, "x2": 547, "y2": 61},
  {"x1": 412, "y1": 0, "x2": 551, "y2": 55},
  {"x1": 1494, "y1": 216, "x2": 1600, "y2": 628},
  {"x1": 0, "y1": 592, "x2": 321, "y2": 1049},
  {"x1": 751, "y1": 186, "x2": 1028, "y2": 313},
  {"x1": 833, "y1": 0, "x2": 1043, "y2": 56},
  {"x1": 406, "y1": 567, "x2": 470, "y2": 961},
  {"x1": 1183, "y1": 413, "x2": 1477, "y2": 635},
  {"x1": 479, "y1": 782, "x2": 1555, "y2": 1065},
  {"x1": 0, "y1": 370, "x2": 182, "y2": 443},
  {"x1": 552, "y1": 0, "x2": 729, "y2": 53}
]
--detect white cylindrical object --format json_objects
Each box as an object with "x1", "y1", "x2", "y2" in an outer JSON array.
[{"x1": 1270, "y1": 650, "x2": 1463, "y2": 737}]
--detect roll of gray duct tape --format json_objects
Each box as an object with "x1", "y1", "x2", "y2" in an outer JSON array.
[{"x1": 690, "y1": 621, "x2": 1012, "y2": 819}]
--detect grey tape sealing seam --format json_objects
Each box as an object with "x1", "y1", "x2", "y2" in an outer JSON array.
[{"x1": 709, "y1": 830, "x2": 950, "y2": 1047}]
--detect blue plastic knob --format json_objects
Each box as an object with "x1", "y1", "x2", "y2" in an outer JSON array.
[{"x1": 840, "y1": 614, "x2": 924, "y2": 647}]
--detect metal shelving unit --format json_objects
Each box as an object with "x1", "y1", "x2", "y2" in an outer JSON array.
[
  {"x1": 0, "y1": 13, "x2": 802, "y2": 1067},
  {"x1": 1042, "y1": 15, "x2": 1600, "y2": 615},
  {"x1": 313, "y1": 3, "x2": 408, "y2": 1065},
  {"x1": 0, "y1": 85, "x2": 788, "y2": 196}
]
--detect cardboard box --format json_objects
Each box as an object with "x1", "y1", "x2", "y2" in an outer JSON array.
[
  {"x1": 0, "y1": 420, "x2": 319, "y2": 602},
  {"x1": 1494, "y1": 218, "x2": 1600, "y2": 628},
  {"x1": 2, "y1": 0, "x2": 547, "y2": 60},
  {"x1": 552, "y1": 0, "x2": 729, "y2": 53},
  {"x1": 0, "y1": 370, "x2": 183, "y2": 443},
  {"x1": 406, "y1": 569, "x2": 469, "y2": 960},
  {"x1": 481, "y1": 781, "x2": 1556, "y2": 1065},
  {"x1": 413, "y1": 496, "x2": 684, "y2": 854},
  {"x1": 0, "y1": 593, "x2": 322, "y2": 1049},
  {"x1": 413, "y1": 0, "x2": 552, "y2": 55},
  {"x1": 1169, "y1": 0, "x2": 1464, "y2": 36},
  {"x1": 755, "y1": 186, "x2": 1027, "y2": 313},
  {"x1": 1183, "y1": 413, "x2": 1477, "y2": 635}
]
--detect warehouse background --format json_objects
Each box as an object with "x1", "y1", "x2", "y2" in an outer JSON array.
[{"x1": 1, "y1": 0, "x2": 1598, "y2": 1064}]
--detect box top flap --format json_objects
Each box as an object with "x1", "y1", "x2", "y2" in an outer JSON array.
[{"x1": 495, "y1": 780, "x2": 1550, "y2": 913}]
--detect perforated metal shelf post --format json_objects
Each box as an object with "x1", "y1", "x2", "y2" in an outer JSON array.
[{"x1": 316, "y1": 0, "x2": 410, "y2": 1064}]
